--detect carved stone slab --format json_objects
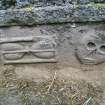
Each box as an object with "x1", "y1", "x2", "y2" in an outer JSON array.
[
  {"x1": 76, "y1": 30, "x2": 105, "y2": 65},
  {"x1": 0, "y1": 36, "x2": 57, "y2": 64}
]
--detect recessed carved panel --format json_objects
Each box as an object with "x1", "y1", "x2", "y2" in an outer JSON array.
[
  {"x1": 76, "y1": 31, "x2": 105, "y2": 65},
  {"x1": 0, "y1": 36, "x2": 57, "y2": 64}
]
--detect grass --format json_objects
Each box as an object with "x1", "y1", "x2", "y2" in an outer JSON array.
[{"x1": 0, "y1": 65, "x2": 104, "y2": 105}]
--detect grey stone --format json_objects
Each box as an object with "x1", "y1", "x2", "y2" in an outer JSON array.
[
  {"x1": 76, "y1": 30, "x2": 105, "y2": 65},
  {"x1": 0, "y1": 5, "x2": 105, "y2": 26},
  {"x1": 0, "y1": 34, "x2": 57, "y2": 64},
  {"x1": 0, "y1": 0, "x2": 105, "y2": 26},
  {"x1": 0, "y1": 0, "x2": 16, "y2": 9},
  {"x1": 0, "y1": 0, "x2": 105, "y2": 10},
  {"x1": 0, "y1": 24, "x2": 105, "y2": 65},
  {"x1": 0, "y1": 88, "x2": 22, "y2": 105}
]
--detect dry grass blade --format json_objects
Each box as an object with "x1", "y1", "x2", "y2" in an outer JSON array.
[
  {"x1": 0, "y1": 65, "x2": 104, "y2": 105},
  {"x1": 83, "y1": 97, "x2": 92, "y2": 105},
  {"x1": 46, "y1": 71, "x2": 57, "y2": 93}
]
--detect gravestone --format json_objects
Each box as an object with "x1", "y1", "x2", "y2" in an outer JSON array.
[
  {"x1": 0, "y1": 0, "x2": 105, "y2": 65},
  {"x1": 0, "y1": 1, "x2": 105, "y2": 105}
]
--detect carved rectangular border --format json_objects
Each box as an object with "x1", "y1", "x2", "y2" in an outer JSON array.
[{"x1": 0, "y1": 36, "x2": 57, "y2": 64}]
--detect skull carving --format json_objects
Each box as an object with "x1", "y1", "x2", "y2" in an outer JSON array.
[{"x1": 76, "y1": 31, "x2": 105, "y2": 65}]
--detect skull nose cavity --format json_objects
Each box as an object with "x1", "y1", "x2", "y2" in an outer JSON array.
[
  {"x1": 86, "y1": 41, "x2": 96, "y2": 50},
  {"x1": 99, "y1": 45, "x2": 105, "y2": 54}
]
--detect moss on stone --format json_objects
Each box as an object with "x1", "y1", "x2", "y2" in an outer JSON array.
[{"x1": 76, "y1": 3, "x2": 105, "y2": 9}]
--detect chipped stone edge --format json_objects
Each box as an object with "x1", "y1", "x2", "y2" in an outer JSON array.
[{"x1": 0, "y1": 4, "x2": 105, "y2": 26}]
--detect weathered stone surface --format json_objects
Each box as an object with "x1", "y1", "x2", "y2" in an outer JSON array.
[
  {"x1": 77, "y1": 0, "x2": 105, "y2": 4},
  {"x1": 0, "y1": 4, "x2": 105, "y2": 26},
  {"x1": 0, "y1": 1, "x2": 105, "y2": 105},
  {"x1": 0, "y1": 0, "x2": 105, "y2": 26},
  {"x1": 0, "y1": 88, "x2": 22, "y2": 105},
  {"x1": 0, "y1": 23, "x2": 105, "y2": 104},
  {"x1": 0, "y1": 24, "x2": 105, "y2": 65},
  {"x1": 75, "y1": 30, "x2": 105, "y2": 64},
  {"x1": 0, "y1": 0, "x2": 105, "y2": 10},
  {"x1": 0, "y1": 34, "x2": 57, "y2": 64}
]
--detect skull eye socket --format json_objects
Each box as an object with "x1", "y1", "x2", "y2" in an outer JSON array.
[
  {"x1": 99, "y1": 45, "x2": 105, "y2": 54},
  {"x1": 86, "y1": 42, "x2": 96, "y2": 50}
]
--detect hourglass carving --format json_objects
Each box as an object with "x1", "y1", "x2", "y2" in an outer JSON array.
[{"x1": 0, "y1": 36, "x2": 57, "y2": 64}]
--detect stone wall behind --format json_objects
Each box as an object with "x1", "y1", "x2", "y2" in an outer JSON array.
[{"x1": 0, "y1": 0, "x2": 105, "y2": 26}]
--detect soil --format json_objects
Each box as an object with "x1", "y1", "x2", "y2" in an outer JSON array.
[{"x1": 0, "y1": 64, "x2": 105, "y2": 105}]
